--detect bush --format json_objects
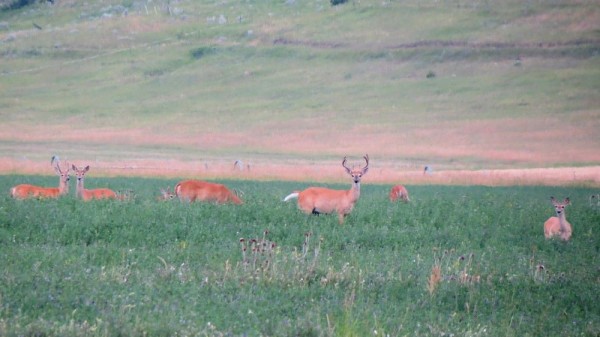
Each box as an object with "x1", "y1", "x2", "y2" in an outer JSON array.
[
  {"x1": 0, "y1": 0, "x2": 44, "y2": 11},
  {"x1": 330, "y1": 0, "x2": 348, "y2": 6}
]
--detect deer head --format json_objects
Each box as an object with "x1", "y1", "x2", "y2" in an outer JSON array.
[{"x1": 342, "y1": 154, "x2": 369, "y2": 184}]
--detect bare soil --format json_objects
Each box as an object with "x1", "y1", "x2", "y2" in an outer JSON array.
[{"x1": 2, "y1": 156, "x2": 598, "y2": 187}]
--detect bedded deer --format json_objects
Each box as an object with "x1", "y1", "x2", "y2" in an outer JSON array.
[
  {"x1": 174, "y1": 180, "x2": 242, "y2": 204},
  {"x1": 544, "y1": 197, "x2": 572, "y2": 241},
  {"x1": 284, "y1": 155, "x2": 369, "y2": 225},
  {"x1": 72, "y1": 165, "x2": 117, "y2": 201},
  {"x1": 158, "y1": 187, "x2": 176, "y2": 201},
  {"x1": 389, "y1": 185, "x2": 410, "y2": 202},
  {"x1": 11, "y1": 156, "x2": 70, "y2": 199}
]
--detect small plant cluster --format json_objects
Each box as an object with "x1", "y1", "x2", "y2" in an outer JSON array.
[
  {"x1": 239, "y1": 230, "x2": 277, "y2": 274},
  {"x1": 428, "y1": 249, "x2": 481, "y2": 295},
  {"x1": 528, "y1": 249, "x2": 570, "y2": 285},
  {"x1": 237, "y1": 231, "x2": 323, "y2": 286}
]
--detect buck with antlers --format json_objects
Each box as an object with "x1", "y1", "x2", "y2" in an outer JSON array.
[
  {"x1": 544, "y1": 196, "x2": 572, "y2": 241},
  {"x1": 174, "y1": 180, "x2": 243, "y2": 204},
  {"x1": 72, "y1": 165, "x2": 118, "y2": 201},
  {"x1": 284, "y1": 155, "x2": 369, "y2": 224},
  {"x1": 11, "y1": 156, "x2": 70, "y2": 199}
]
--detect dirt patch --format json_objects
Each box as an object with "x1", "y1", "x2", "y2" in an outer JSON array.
[{"x1": 1, "y1": 156, "x2": 598, "y2": 187}]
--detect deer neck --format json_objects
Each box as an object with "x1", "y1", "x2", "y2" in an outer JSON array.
[
  {"x1": 557, "y1": 211, "x2": 568, "y2": 231},
  {"x1": 59, "y1": 180, "x2": 69, "y2": 195},
  {"x1": 76, "y1": 178, "x2": 85, "y2": 198},
  {"x1": 349, "y1": 181, "x2": 361, "y2": 202}
]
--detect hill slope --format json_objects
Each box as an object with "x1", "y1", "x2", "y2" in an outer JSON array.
[{"x1": 0, "y1": 0, "x2": 599, "y2": 182}]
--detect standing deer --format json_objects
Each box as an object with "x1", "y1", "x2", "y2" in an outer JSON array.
[
  {"x1": 11, "y1": 156, "x2": 70, "y2": 199},
  {"x1": 72, "y1": 165, "x2": 117, "y2": 201},
  {"x1": 544, "y1": 197, "x2": 572, "y2": 241},
  {"x1": 283, "y1": 155, "x2": 369, "y2": 225},
  {"x1": 174, "y1": 180, "x2": 242, "y2": 204},
  {"x1": 389, "y1": 185, "x2": 410, "y2": 202}
]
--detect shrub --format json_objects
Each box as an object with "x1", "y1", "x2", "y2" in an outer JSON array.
[
  {"x1": 0, "y1": 0, "x2": 43, "y2": 11},
  {"x1": 330, "y1": 0, "x2": 348, "y2": 6}
]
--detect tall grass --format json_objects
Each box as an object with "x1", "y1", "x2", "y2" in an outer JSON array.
[{"x1": 1, "y1": 175, "x2": 599, "y2": 336}]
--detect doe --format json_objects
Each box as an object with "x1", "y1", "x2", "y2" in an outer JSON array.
[{"x1": 544, "y1": 196, "x2": 572, "y2": 241}]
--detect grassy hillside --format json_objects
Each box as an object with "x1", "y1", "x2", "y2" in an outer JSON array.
[{"x1": 0, "y1": 0, "x2": 599, "y2": 174}]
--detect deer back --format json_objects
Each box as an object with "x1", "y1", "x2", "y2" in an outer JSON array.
[
  {"x1": 298, "y1": 187, "x2": 355, "y2": 215},
  {"x1": 175, "y1": 180, "x2": 242, "y2": 204},
  {"x1": 11, "y1": 184, "x2": 60, "y2": 199}
]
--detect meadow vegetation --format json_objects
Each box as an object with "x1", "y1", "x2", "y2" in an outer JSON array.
[
  {"x1": 0, "y1": 1, "x2": 599, "y2": 334},
  {"x1": 0, "y1": 0, "x2": 598, "y2": 173},
  {"x1": 1, "y1": 175, "x2": 600, "y2": 336}
]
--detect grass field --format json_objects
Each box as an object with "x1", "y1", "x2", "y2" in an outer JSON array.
[
  {"x1": 1, "y1": 175, "x2": 600, "y2": 336},
  {"x1": 1, "y1": 1, "x2": 599, "y2": 335}
]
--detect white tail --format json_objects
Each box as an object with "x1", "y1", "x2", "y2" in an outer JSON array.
[
  {"x1": 389, "y1": 185, "x2": 410, "y2": 202},
  {"x1": 283, "y1": 191, "x2": 300, "y2": 202},
  {"x1": 544, "y1": 196, "x2": 572, "y2": 241},
  {"x1": 284, "y1": 155, "x2": 369, "y2": 224},
  {"x1": 72, "y1": 165, "x2": 117, "y2": 201},
  {"x1": 11, "y1": 156, "x2": 70, "y2": 199}
]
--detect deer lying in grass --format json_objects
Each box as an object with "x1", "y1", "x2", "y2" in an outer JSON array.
[
  {"x1": 72, "y1": 165, "x2": 117, "y2": 201},
  {"x1": 389, "y1": 185, "x2": 410, "y2": 202},
  {"x1": 174, "y1": 180, "x2": 242, "y2": 204},
  {"x1": 544, "y1": 197, "x2": 572, "y2": 241},
  {"x1": 11, "y1": 156, "x2": 70, "y2": 199},
  {"x1": 284, "y1": 155, "x2": 369, "y2": 225},
  {"x1": 158, "y1": 187, "x2": 176, "y2": 201}
]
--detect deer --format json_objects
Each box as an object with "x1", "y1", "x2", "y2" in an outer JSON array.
[
  {"x1": 283, "y1": 154, "x2": 369, "y2": 225},
  {"x1": 389, "y1": 185, "x2": 410, "y2": 202},
  {"x1": 174, "y1": 180, "x2": 243, "y2": 204},
  {"x1": 11, "y1": 156, "x2": 70, "y2": 199},
  {"x1": 71, "y1": 165, "x2": 118, "y2": 201},
  {"x1": 158, "y1": 187, "x2": 176, "y2": 201},
  {"x1": 544, "y1": 197, "x2": 572, "y2": 241}
]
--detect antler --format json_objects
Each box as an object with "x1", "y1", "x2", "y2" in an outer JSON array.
[
  {"x1": 362, "y1": 154, "x2": 369, "y2": 172},
  {"x1": 51, "y1": 155, "x2": 63, "y2": 174},
  {"x1": 342, "y1": 156, "x2": 351, "y2": 173},
  {"x1": 342, "y1": 154, "x2": 370, "y2": 173}
]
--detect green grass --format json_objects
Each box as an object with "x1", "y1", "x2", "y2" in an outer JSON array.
[{"x1": 1, "y1": 175, "x2": 599, "y2": 336}]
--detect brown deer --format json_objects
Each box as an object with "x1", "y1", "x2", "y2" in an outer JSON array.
[
  {"x1": 72, "y1": 165, "x2": 117, "y2": 201},
  {"x1": 158, "y1": 187, "x2": 176, "y2": 201},
  {"x1": 389, "y1": 185, "x2": 410, "y2": 202},
  {"x1": 544, "y1": 197, "x2": 572, "y2": 241},
  {"x1": 284, "y1": 155, "x2": 369, "y2": 224},
  {"x1": 11, "y1": 156, "x2": 70, "y2": 199},
  {"x1": 174, "y1": 180, "x2": 242, "y2": 204}
]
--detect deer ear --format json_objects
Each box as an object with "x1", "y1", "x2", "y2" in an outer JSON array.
[
  {"x1": 564, "y1": 197, "x2": 570, "y2": 205},
  {"x1": 84, "y1": 166, "x2": 90, "y2": 172}
]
